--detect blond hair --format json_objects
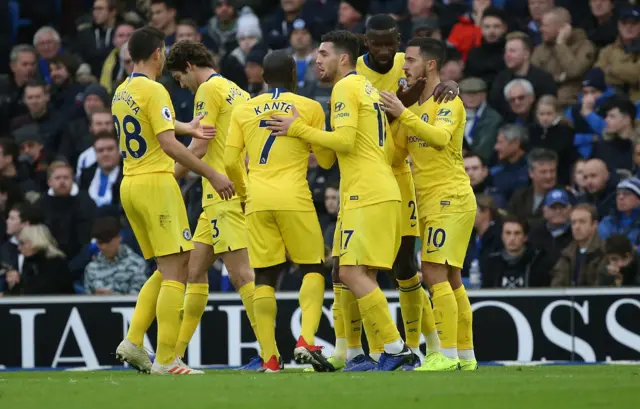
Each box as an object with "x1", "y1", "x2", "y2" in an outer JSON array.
[
  {"x1": 19, "y1": 225, "x2": 65, "y2": 259},
  {"x1": 536, "y1": 95, "x2": 560, "y2": 113}
]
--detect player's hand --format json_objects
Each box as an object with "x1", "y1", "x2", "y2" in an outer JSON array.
[
  {"x1": 433, "y1": 80, "x2": 459, "y2": 103},
  {"x1": 208, "y1": 172, "x2": 235, "y2": 200},
  {"x1": 267, "y1": 105, "x2": 300, "y2": 136},
  {"x1": 189, "y1": 113, "x2": 216, "y2": 140},
  {"x1": 379, "y1": 91, "x2": 406, "y2": 118},
  {"x1": 396, "y1": 77, "x2": 426, "y2": 107}
]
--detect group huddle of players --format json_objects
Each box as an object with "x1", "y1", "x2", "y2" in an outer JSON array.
[{"x1": 110, "y1": 14, "x2": 477, "y2": 375}]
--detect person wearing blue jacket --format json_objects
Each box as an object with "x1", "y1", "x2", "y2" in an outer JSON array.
[
  {"x1": 564, "y1": 68, "x2": 616, "y2": 158},
  {"x1": 598, "y1": 177, "x2": 640, "y2": 251}
]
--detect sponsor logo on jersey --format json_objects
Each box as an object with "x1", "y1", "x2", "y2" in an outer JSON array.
[
  {"x1": 183, "y1": 228, "x2": 192, "y2": 240},
  {"x1": 437, "y1": 108, "x2": 451, "y2": 117},
  {"x1": 196, "y1": 101, "x2": 205, "y2": 110},
  {"x1": 421, "y1": 113, "x2": 429, "y2": 122},
  {"x1": 162, "y1": 106, "x2": 172, "y2": 121},
  {"x1": 334, "y1": 102, "x2": 345, "y2": 112}
]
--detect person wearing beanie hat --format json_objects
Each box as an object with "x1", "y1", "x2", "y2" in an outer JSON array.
[
  {"x1": 244, "y1": 43, "x2": 269, "y2": 97},
  {"x1": 220, "y1": 6, "x2": 263, "y2": 90},
  {"x1": 84, "y1": 84, "x2": 111, "y2": 110},
  {"x1": 592, "y1": 98, "x2": 640, "y2": 173},
  {"x1": 338, "y1": 1, "x2": 367, "y2": 34},
  {"x1": 598, "y1": 177, "x2": 640, "y2": 247},
  {"x1": 205, "y1": 0, "x2": 240, "y2": 57},
  {"x1": 290, "y1": 18, "x2": 316, "y2": 87}
]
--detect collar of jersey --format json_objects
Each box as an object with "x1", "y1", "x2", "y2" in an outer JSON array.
[
  {"x1": 345, "y1": 71, "x2": 357, "y2": 77},
  {"x1": 130, "y1": 72, "x2": 148, "y2": 79},
  {"x1": 207, "y1": 73, "x2": 221, "y2": 82},
  {"x1": 268, "y1": 88, "x2": 289, "y2": 99}
]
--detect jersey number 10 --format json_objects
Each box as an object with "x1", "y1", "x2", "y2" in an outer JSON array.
[{"x1": 113, "y1": 114, "x2": 148, "y2": 159}]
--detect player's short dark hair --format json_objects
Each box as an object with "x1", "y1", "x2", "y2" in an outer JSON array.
[
  {"x1": 463, "y1": 151, "x2": 486, "y2": 166},
  {"x1": 11, "y1": 202, "x2": 44, "y2": 225},
  {"x1": 482, "y1": 6, "x2": 508, "y2": 25},
  {"x1": 321, "y1": 30, "x2": 360, "y2": 67},
  {"x1": 166, "y1": 40, "x2": 215, "y2": 72},
  {"x1": 24, "y1": 79, "x2": 48, "y2": 93},
  {"x1": 366, "y1": 14, "x2": 398, "y2": 32},
  {"x1": 502, "y1": 214, "x2": 528, "y2": 235},
  {"x1": 572, "y1": 203, "x2": 598, "y2": 222},
  {"x1": 92, "y1": 216, "x2": 121, "y2": 243},
  {"x1": 605, "y1": 234, "x2": 633, "y2": 256},
  {"x1": 151, "y1": 0, "x2": 176, "y2": 9},
  {"x1": 406, "y1": 37, "x2": 446, "y2": 70},
  {"x1": 527, "y1": 148, "x2": 558, "y2": 169},
  {"x1": 0, "y1": 138, "x2": 19, "y2": 164},
  {"x1": 94, "y1": 130, "x2": 118, "y2": 145},
  {"x1": 263, "y1": 49, "x2": 295, "y2": 88},
  {"x1": 128, "y1": 26, "x2": 165, "y2": 63}
]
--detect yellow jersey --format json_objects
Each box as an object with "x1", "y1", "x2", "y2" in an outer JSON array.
[
  {"x1": 356, "y1": 52, "x2": 410, "y2": 176},
  {"x1": 226, "y1": 88, "x2": 325, "y2": 214},
  {"x1": 330, "y1": 72, "x2": 400, "y2": 210},
  {"x1": 194, "y1": 73, "x2": 250, "y2": 207},
  {"x1": 112, "y1": 73, "x2": 175, "y2": 176},
  {"x1": 394, "y1": 96, "x2": 475, "y2": 216}
]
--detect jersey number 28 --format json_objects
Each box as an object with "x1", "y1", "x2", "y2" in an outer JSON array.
[{"x1": 113, "y1": 114, "x2": 147, "y2": 159}]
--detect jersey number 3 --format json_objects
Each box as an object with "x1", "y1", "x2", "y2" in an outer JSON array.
[
  {"x1": 258, "y1": 119, "x2": 276, "y2": 164},
  {"x1": 113, "y1": 114, "x2": 147, "y2": 159}
]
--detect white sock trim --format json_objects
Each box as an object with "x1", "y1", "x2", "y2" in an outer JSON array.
[
  {"x1": 441, "y1": 347, "x2": 458, "y2": 360},
  {"x1": 347, "y1": 347, "x2": 365, "y2": 360},
  {"x1": 384, "y1": 338, "x2": 405, "y2": 354},
  {"x1": 458, "y1": 349, "x2": 475, "y2": 361}
]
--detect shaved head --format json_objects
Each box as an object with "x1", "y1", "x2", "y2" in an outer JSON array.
[
  {"x1": 546, "y1": 7, "x2": 571, "y2": 25},
  {"x1": 583, "y1": 158, "x2": 609, "y2": 194}
]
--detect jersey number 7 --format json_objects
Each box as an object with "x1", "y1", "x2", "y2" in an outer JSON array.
[{"x1": 258, "y1": 119, "x2": 276, "y2": 164}]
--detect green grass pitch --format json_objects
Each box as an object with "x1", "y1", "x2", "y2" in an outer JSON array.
[{"x1": 1, "y1": 366, "x2": 638, "y2": 409}]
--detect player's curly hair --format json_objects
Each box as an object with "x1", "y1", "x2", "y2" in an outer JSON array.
[
  {"x1": 166, "y1": 40, "x2": 215, "y2": 72},
  {"x1": 321, "y1": 30, "x2": 359, "y2": 67}
]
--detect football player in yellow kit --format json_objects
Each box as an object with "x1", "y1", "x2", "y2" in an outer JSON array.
[{"x1": 381, "y1": 37, "x2": 477, "y2": 371}]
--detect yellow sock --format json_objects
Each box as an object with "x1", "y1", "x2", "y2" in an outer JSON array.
[
  {"x1": 155, "y1": 280, "x2": 186, "y2": 365},
  {"x1": 332, "y1": 284, "x2": 346, "y2": 339},
  {"x1": 363, "y1": 314, "x2": 385, "y2": 354},
  {"x1": 421, "y1": 289, "x2": 440, "y2": 353},
  {"x1": 238, "y1": 282, "x2": 262, "y2": 358},
  {"x1": 253, "y1": 285, "x2": 278, "y2": 359},
  {"x1": 127, "y1": 270, "x2": 162, "y2": 346},
  {"x1": 397, "y1": 274, "x2": 423, "y2": 349},
  {"x1": 431, "y1": 281, "x2": 458, "y2": 352},
  {"x1": 454, "y1": 285, "x2": 474, "y2": 352},
  {"x1": 175, "y1": 283, "x2": 208, "y2": 358},
  {"x1": 357, "y1": 287, "x2": 401, "y2": 345},
  {"x1": 341, "y1": 288, "x2": 362, "y2": 348},
  {"x1": 299, "y1": 272, "x2": 325, "y2": 345}
]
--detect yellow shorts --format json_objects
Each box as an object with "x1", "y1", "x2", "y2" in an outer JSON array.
[
  {"x1": 420, "y1": 210, "x2": 475, "y2": 269},
  {"x1": 246, "y1": 210, "x2": 324, "y2": 268},
  {"x1": 396, "y1": 172, "x2": 419, "y2": 238},
  {"x1": 339, "y1": 201, "x2": 401, "y2": 270},
  {"x1": 331, "y1": 211, "x2": 341, "y2": 258},
  {"x1": 193, "y1": 199, "x2": 248, "y2": 254},
  {"x1": 120, "y1": 173, "x2": 194, "y2": 260}
]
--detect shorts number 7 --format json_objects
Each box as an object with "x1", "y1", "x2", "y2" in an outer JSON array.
[
  {"x1": 341, "y1": 229, "x2": 354, "y2": 250},
  {"x1": 258, "y1": 119, "x2": 277, "y2": 164}
]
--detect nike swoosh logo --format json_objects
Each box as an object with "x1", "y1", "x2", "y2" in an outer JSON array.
[
  {"x1": 213, "y1": 241, "x2": 220, "y2": 246},
  {"x1": 410, "y1": 223, "x2": 417, "y2": 227},
  {"x1": 406, "y1": 319, "x2": 419, "y2": 325},
  {"x1": 340, "y1": 252, "x2": 348, "y2": 257},
  {"x1": 350, "y1": 319, "x2": 361, "y2": 324},
  {"x1": 426, "y1": 249, "x2": 438, "y2": 254}
]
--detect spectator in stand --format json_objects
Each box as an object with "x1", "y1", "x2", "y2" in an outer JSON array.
[
  {"x1": 76, "y1": 123, "x2": 117, "y2": 184},
  {"x1": 176, "y1": 19, "x2": 203, "y2": 43},
  {"x1": 489, "y1": 32, "x2": 557, "y2": 116},
  {"x1": 528, "y1": 188, "x2": 574, "y2": 266},
  {"x1": 526, "y1": 0, "x2": 555, "y2": 46},
  {"x1": 582, "y1": 0, "x2": 619, "y2": 48},
  {"x1": 73, "y1": 0, "x2": 120, "y2": 77},
  {"x1": 569, "y1": 157, "x2": 589, "y2": 198},
  {"x1": 532, "y1": 7, "x2": 597, "y2": 107},
  {"x1": 464, "y1": 7, "x2": 509, "y2": 89},
  {"x1": 483, "y1": 216, "x2": 554, "y2": 288},
  {"x1": 204, "y1": 0, "x2": 239, "y2": 57},
  {"x1": 598, "y1": 177, "x2": 640, "y2": 247},
  {"x1": 580, "y1": 158, "x2": 619, "y2": 219},
  {"x1": 509, "y1": 148, "x2": 558, "y2": 228},
  {"x1": 440, "y1": 55, "x2": 464, "y2": 83},
  {"x1": 11, "y1": 225, "x2": 73, "y2": 295},
  {"x1": 504, "y1": 78, "x2": 537, "y2": 126},
  {"x1": 408, "y1": 0, "x2": 442, "y2": 34},
  {"x1": 337, "y1": 1, "x2": 368, "y2": 34},
  {"x1": 33, "y1": 27, "x2": 63, "y2": 84},
  {"x1": 460, "y1": 77, "x2": 502, "y2": 163},
  {"x1": 321, "y1": 183, "x2": 339, "y2": 249},
  {"x1": 36, "y1": 161, "x2": 96, "y2": 260},
  {"x1": 221, "y1": 7, "x2": 262, "y2": 91},
  {"x1": 10, "y1": 81, "x2": 64, "y2": 150},
  {"x1": 410, "y1": 17, "x2": 461, "y2": 60},
  {"x1": 48, "y1": 54, "x2": 84, "y2": 119},
  {"x1": 245, "y1": 44, "x2": 269, "y2": 97},
  {"x1": 84, "y1": 216, "x2": 147, "y2": 295},
  {"x1": 447, "y1": 0, "x2": 490, "y2": 61},
  {"x1": 0, "y1": 179, "x2": 24, "y2": 241},
  {"x1": 564, "y1": 68, "x2": 615, "y2": 159},
  {"x1": 1, "y1": 45, "x2": 38, "y2": 132},
  {"x1": 492, "y1": 124, "x2": 530, "y2": 203},
  {"x1": 0, "y1": 138, "x2": 38, "y2": 196},
  {"x1": 150, "y1": 0, "x2": 178, "y2": 51},
  {"x1": 118, "y1": 42, "x2": 135, "y2": 80},
  {"x1": 263, "y1": 0, "x2": 321, "y2": 51},
  {"x1": 599, "y1": 234, "x2": 640, "y2": 286},
  {"x1": 529, "y1": 95, "x2": 577, "y2": 185},
  {"x1": 595, "y1": 5, "x2": 640, "y2": 102},
  {"x1": 299, "y1": 51, "x2": 333, "y2": 123},
  {"x1": 463, "y1": 194, "x2": 503, "y2": 287},
  {"x1": 13, "y1": 125, "x2": 51, "y2": 192},
  {"x1": 634, "y1": 142, "x2": 640, "y2": 178},
  {"x1": 99, "y1": 22, "x2": 135, "y2": 94},
  {"x1": 592, "y1": 99, "x2": 639, "y2": 173},
  {"x1": 79, "y1": 133, "x2": 122, "y2": 210},
  {"x1": 0, "y1": 203, "x2": 44, "y2": 296},
  {"x1": 59, "y1": 86, "x2": 111, "y2": 171},
  {"x1": 464, "y1": 152, "x2": 504, "y2": 207},
  {"x1": 290, "y1": 18, "x2": 317, "y2": 88},
  {"x1": 551, "y1": 203, "x2": 605, "y2": 286}
]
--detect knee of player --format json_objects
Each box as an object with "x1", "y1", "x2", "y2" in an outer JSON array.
[
  {"x1": 227, "y1": 266, "x2": 255, "y2": 288},
  {"x1": 187, "y1": 267, "x2": 209, "y2": 284}
]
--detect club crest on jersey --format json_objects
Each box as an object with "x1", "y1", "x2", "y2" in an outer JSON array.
[
  {"x1": 398, "y1": 78, "x2": 407, "y2": 87},
  {"x1": 183, "y1": 228, "x2": 192, "y2": 240},
  {"x1": 421, "y1": 113, "x2": 429, "y2": 122},
  {"x1": 334, "y1": 102, "x2": 345, "y2": 112},
  {"x1": 196, "y1": 101, "x2": 205, "y2": 110},
  {"x1": 162, "y1": 106, "x2": 172, "y2": 121},
  {"x1": 437, "y1": 108, "x2": 451, "y2": 117}
]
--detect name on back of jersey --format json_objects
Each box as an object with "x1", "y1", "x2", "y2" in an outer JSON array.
[
  {"x1": 113, "y1": 89, "x2": 140, "y2": 115},
  {"x1": 226, "y1": 87, "x2": 245, "y2": 104},
  {"x1": 253, "y1": 101, "x2": 292, "y2": 116}
]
